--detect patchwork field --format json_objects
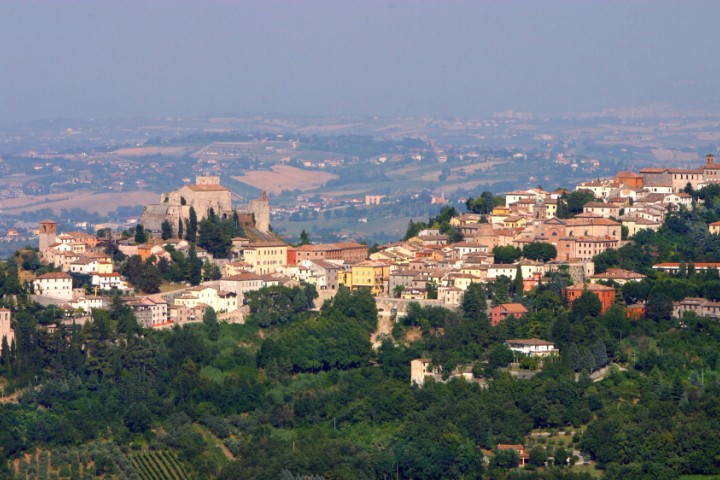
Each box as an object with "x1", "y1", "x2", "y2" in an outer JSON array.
[
  {"x1": 418, "y1": 160, "x2": 507, "y2": 181},
  {"x1": 0, "y1": 190, "x2": 157, "y2": 215},
  {"x1": 233, "y1": 165, "x2": 338, "y2": 195},
  {"x1": 113, "y1": 146, "x2": 192, "y2": 156}
]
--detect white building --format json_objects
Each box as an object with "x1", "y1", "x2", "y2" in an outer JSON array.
[
  {"x1": 505, "y1": 338, "x2": 559, "y2": 357},
  {"x1": 91, "y1": 272, "x2": 131, "y2": 292},
  {"x1": 173, "y1": 286, "x2": 238, "y2": 313},
  {"x1": 33, "y1": 272, "x2": 74, "y2": 300}
]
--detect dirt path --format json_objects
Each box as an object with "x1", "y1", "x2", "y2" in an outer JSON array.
[
  {"x1": 371, "y1": 312, "x2": 393, "y2": 349},
  {"x1": 218, "y1": 439, "x2": 236, "y2": 461},
  {"x1": 0, "y1": 388, "x2": 24, "y2": 404}
]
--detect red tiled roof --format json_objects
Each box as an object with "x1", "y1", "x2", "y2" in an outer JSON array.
[{"x1": 35, "y1": 272, "x2": 72, "y2": 280}]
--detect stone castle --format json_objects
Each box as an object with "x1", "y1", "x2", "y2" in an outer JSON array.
[{"x1": 141, "y1": 176, "x2": 270, "y2": 234}]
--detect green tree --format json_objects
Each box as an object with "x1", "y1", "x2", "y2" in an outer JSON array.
[
  {"x1": 138, "y1": 265, "x2": 162, "y2": 294},
  {"x1": 492, "y1": 448, "x2": 520, "y2": 468},
  {"x1": 298, "y1": 229, "x2": 310, "y2": 246},
  {"x1": 203, "y1": 307, "x2": 220, "y2": 341},
  {"x1": 202, "y1": 261, "x2": 222, "y2": 281},
  {"x1": 187, "y1": 207, "x2": 198, "y2": 242},
  {"x1": 559, "y1": 190, "x2": 596, "y2": 218},
  {"x1": 466, "y1": 191, "x2": 501, "y2": 214},
  {"x1": 592, "y1": 338, "x2": 608, "y2": 367},
  {"x1": 134, "y1": 224, "x2": 146, "y2": 244},
  {"x1": 461, "y1": 283, "x2": 488, "y2": 322},
  {"x1": 187, "y1": 246, "x2": 202, "y2": 286},
  {"x1": 161, "y1": 220, "x2": 173, "y2": 240},
  {"x1": 646, "y1": 292, "x2": 673, "y2": 322},
  {"x1": 528, "y1": 446, "x2": 547, "y2": 467},
  {"x1": 554, "y1": 446, "x2": 568, "y2": 466},
  {"x1": 487, "y1": 344, "x2": 513, "y2": 369},
  {"x1": 492, "y1": 245, "x2": 522, "y2": 264},
  {"x1": 522, "y1": 242, "x2": 557, "y2": 262}
]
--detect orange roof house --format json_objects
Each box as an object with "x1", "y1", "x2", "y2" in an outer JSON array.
[
  {"x1": 564, "y1": 283, "x2": 616, "y2": 314},
  {"x1": 496, "y1": 444, "x2": 529, "y2": 466},
  {"x1": 491, "y1": 303, "x2": 528, "y2": 327}
]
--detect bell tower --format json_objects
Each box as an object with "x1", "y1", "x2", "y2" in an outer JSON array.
[{"x1": 39, "y1": 219, "x2": 57, "y2": 252}]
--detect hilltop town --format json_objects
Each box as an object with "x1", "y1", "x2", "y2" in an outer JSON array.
[
  {"x1": 13, "y1": 153, "x2": 718, "y2": 338},
  {"x1": 3, "y1": 149, "x2": 720, "y2": 479}
]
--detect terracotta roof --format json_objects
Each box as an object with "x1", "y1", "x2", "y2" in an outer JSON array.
[
  {"x1": 584, "y1": 201, "x2": 619, "y2": 208},
  {"x1": 505, "y1": 338, "x2": 555, "y2": 346},
  {"x1": 590, "y1": 268, "x2": 645, "y2": 280},
  {"x1": 565, "y1": 282, "x2": 615, "y2": 291},
  {"x1": 497, "y1": 303, "x2": 528, "y2": 314},
  {"x1": 35, "y1": 272, "x2": 72, "y2": 280},
  {"x1": 249, "y1": 241, "x2": 287, "y2": 248}
]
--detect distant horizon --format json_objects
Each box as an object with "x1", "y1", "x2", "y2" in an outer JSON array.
[
  {"x1": 2, "y1": 1, "x2": 720, "y2": 124},
  {"x1": 5, "y1": 102, "x2": 720, "y2": 128}
]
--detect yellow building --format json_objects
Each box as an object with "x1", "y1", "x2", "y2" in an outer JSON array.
[
  {"x1": 710, "y1": 221, "x2": 720, "y2": 235},
  {"x1": 347, "y1": 261, "x2": 391, "y2": 296},
  {"x1": 243, "y1": 241, "x2": 288, "y2": 274},
  {"x1": 492, "y1": 206, "x2": 511, "y2": 216},
  {"x1": 503, "y1": 216, "x2": 528, "y2": 229}
]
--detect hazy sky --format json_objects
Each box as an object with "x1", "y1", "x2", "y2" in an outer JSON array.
[{"x1": 2, "y1": 1, "x2": 720, "y2": 122}]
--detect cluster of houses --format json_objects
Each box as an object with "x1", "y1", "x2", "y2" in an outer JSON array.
[{"x1": 27, "y1": 154, "x2": 720, "y2": 334}]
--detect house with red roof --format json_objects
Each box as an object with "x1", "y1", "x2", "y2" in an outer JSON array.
[{"x1": 491, "y1": 303, "x2": 528, "y2": 327}]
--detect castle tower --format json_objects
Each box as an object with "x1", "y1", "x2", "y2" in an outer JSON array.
[
  {"x1": 249, "y1": 191, "x2": 271, "y2": 233},
  {"x1": 0, "y1": 308, "x2": 14, "y2": 346},
  {"x1": 196, "y1": 176, "x2": 221, "y2": 186},
  {"x1": 39, "y1": 219, "x2": 57, "y2": 252},
  {"x1": 707, "y1": 154, "x2": 716, "y2": 166}
]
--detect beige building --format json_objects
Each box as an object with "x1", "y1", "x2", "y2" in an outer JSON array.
[
  {"x1": 68, "y1": 295, "x2": 105, "y2": 313},
  {"x1": 622, "y1": 216, "x2": 662, "y2": 237},
  {"x1": 125, "y1": 297, "x2": 169, "y2": 328},
  {"x1": 589, "y1": 268, "x2": 645, "y2": 285},
  {"x1": 33, "y1": 272, "x2": 74, "y2": 300},
  {"x1": 710, "y1": 221, "x2": 720, "y2": 235},
  {"x1": 220, "y1": 272, "x2": 265, "y2": 301},
  {"x1": 674, "y1": 297, "x2": 720, "y2": 319},
  {"x1": 293, "y1": 242, "x2": 368, "y2": 264},
  {"x1": 169, "y1": 304, "x2": 207, "y2": 325},
  {"x1": 243, "y1": 241, "x2": 288, "y2": 274}
]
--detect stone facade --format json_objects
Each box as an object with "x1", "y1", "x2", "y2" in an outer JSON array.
[
  {"x1": 0, "y1": 308, "x2": 14, "y2": 346},
  {"x1": 141, "y1": 176, "x2": 271, "y2": 234}
]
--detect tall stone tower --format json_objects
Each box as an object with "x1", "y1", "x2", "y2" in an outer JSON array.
[
  {"x1": 38, "y1": 219, "x2": 57, "y2": 252},
  {"x1": 249, "y1": 191, "x2": 271, "y2": 233},
  {"x1": 0, "y1": 308, "x2": 14, "y2": 346}
]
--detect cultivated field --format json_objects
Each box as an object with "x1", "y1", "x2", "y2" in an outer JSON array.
[
  {"x1": 233, "y1": 165, "x2": 337, "y2": 195},
  {"x1": 0, "y1": 190, "x2": 158, "y2": 215},
  {"x1": 113, "y1": 146, "x2": 192, "y2": 157},
  {"x1": 418, "y1": 160, "x2": 507, "y2": 181}
]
